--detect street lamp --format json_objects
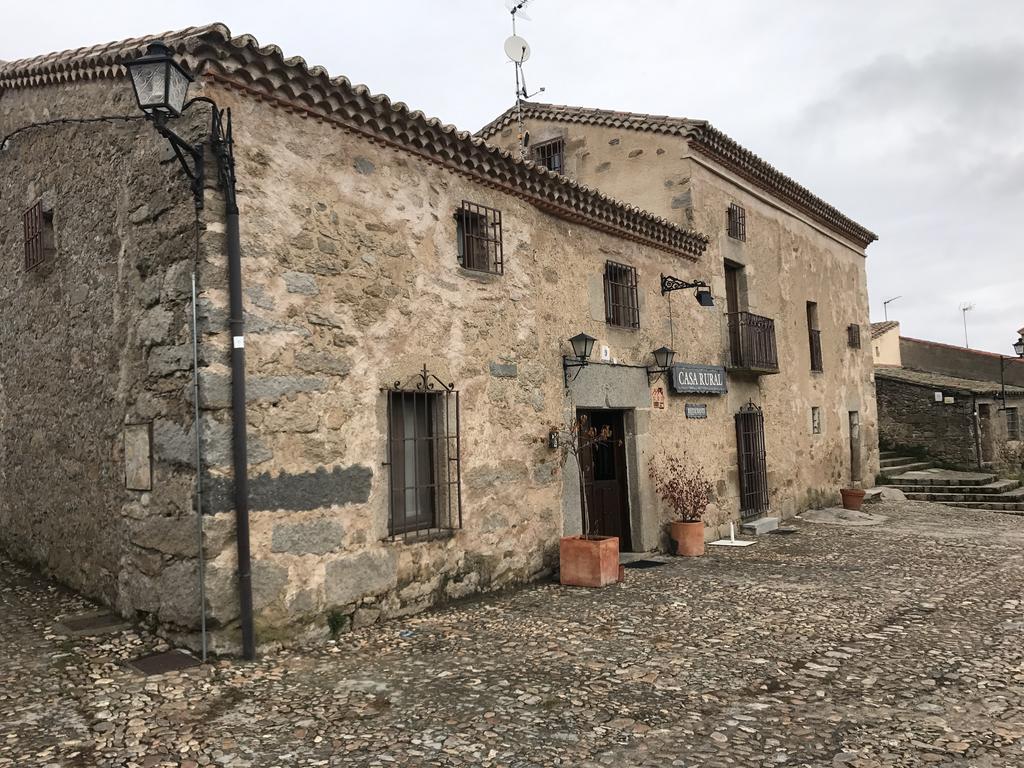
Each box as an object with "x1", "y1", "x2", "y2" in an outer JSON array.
[
  {"x1": 647, "y1": 345, "x2": 676, "y2": 384},
  {"x1": 660, "y1": 274, "x2": 715, "y2": 307},
  {"x1": 126, "y1": 42, "x2": 192, "y2": 118},
  {"x1": 1015, "y1": 336, "x2": 1024, "y2": 357},
  {"x1": 563, "y1": 332, "x2": 597, "y2": 386},
  {"x1": 126, "y1": 43, "x2": 255, "y2": 661}
]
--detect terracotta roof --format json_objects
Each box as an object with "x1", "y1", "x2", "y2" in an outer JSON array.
[
  {"x1": 875, "y1": 366, "x2": 1024, "y2": 398},
  {"x1": 870, "y1": 320, "x2": 899, "y2": 339},
  {"x1": 477, "y1": 102, "x2": 878, "y2": 249},
  {"x1": 0, "y1": 26, "x2": 709, "y2": 261}
]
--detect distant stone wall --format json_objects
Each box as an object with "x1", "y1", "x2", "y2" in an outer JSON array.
[
  {"x1": 876, "y1": 377, "x2": 978, "y2": 469},
  {"x1": 900, "y1": 338, "x2": 1024, "y2": 387}
]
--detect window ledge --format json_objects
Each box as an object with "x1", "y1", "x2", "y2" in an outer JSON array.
[
  {"x1": 384, "y1": 528, "x2": 458, "y2": 546},
  {"x1": 456, "y1": 266, "x2": 502, "y2": 282}
]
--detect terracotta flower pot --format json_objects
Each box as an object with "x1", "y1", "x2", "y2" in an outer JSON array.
[
  {"x1": 670, "y1": 521, "x2": 705, "y2": 557},
  {"x1": 840, "y1": 488, "x2": 866, "y2": 511},
  {"x1": 559, "y1": 535, "x2": 619, "y2": 587}
]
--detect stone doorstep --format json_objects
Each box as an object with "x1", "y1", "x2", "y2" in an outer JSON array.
[
  {"x1": 740, "y1": 517, "x2": 779, "y2": 535},
  {"x1": 53, "y1": 609, "x2": 133, "y2": 637}
]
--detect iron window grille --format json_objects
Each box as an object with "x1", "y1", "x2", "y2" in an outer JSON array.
[
  {"x1": 604, "y1": 260, "x2": 640, "y2": 329},
  {"x1": 23, "y1": 201, "x2": 55, "y2": 272},
  {"x1": 533, "y1": 138, "x2": 565, "y2": 174},
  {"x1": 735, "y1": 402, "x2": 769, "y2": 519},
  {"x1": 728, "y1": 203, "x2": 746, "y2": 241},
  {"x1": 847, "y1": 324, "x2": 862, "y2": 349},
  {"x1": 455, "y1": 201, "x2": 503, "y2": 274},
  {"x1": 1007, "y1": 408, "x2": 1020, "y2": 442},
  {"x1": 383, "y1": 366, "x2": 462, "y2": 540},
  {"x1": 811, "y1": 406, "x2": 822, "y2": 434}
]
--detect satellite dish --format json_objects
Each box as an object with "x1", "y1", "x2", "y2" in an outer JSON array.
[{"x1": 504, "y1": 35, "x2": 531, "y2": 63}]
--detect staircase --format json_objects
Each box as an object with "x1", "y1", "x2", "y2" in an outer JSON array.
[{"x1": 878, "y1": 450, "x2": 1024, "y2": 515}]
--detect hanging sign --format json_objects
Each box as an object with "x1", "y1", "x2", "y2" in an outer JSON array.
[{"x1": 670, "y1": 363, "x2": 728, "y2": 395}]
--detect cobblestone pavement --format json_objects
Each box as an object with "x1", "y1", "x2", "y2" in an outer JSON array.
[{"x1": 3, "y1": 500, "x2": 1024, "y2": 767}]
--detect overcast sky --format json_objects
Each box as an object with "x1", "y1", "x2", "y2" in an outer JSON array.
[{"x1": 4, "y1": 1, "x2": 1022, "y2": 355}]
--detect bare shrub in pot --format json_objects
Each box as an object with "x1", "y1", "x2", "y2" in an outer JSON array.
[{"x1": 649, "y1": 454, "x2": 713, "y2": 556}]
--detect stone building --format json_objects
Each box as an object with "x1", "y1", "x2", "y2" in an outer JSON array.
[
  {"x1": 479, "y1": 103, "x2": 880, "y2": 509},
  {"x1": 871, "y1": 322, "x2": 1024, "y2": 470},
  {"x1": 1, "y1": 26, "x2": 876, "y2": 652}
]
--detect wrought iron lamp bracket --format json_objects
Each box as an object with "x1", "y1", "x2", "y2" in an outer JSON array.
[
  {"x1": 562, "y1": 356, "x2": 588, "y2": 387},
  {"x1": 660, "y1": 274, "x2": 709, "y2": 296},
  {"x1": 646, "y1": 367, "x2": 670, "y2": 385}
]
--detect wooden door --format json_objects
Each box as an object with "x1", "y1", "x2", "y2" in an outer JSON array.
[{"x1": 578, "y1": 409, "x2": 632, "y2": 550}]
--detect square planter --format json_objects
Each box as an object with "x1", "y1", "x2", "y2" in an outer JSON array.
[{"x1": 559, "y1": 535, "x2": 619, "y2": 587}]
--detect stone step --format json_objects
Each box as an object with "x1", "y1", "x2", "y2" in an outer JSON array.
[
  {"x1": 879, "y1": 456, "x2": 920, "y2": 468},
  {"x1": 894, "y1": 480, "x2": 1022, "y2": 496},
  {"x1": 879, "y1": 450, "x2": 902, "y2": 459},
  {"x1": 883, "y1": 474, "x2": 998, "y2": 487},
  {"x1": 905, "y1": 490, "x2": 1024, "y2": 504},
  {"x1": 941, "y1": 501, "x2": 1024, "y2": 514},
  {"x1": 878, "y1": 461, "x2": 935, "y2": 475},
  {"x1": 740, "y1": 517, "x2": 779, "y2": 535}
]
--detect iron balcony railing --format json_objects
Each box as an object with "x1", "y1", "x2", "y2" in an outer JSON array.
[
  {"x1": 727, "y1": 312, "x2": 779, "y2": 374},
  {"x1": 809, "y1": 328, "x2": 824, "y2": 372}
]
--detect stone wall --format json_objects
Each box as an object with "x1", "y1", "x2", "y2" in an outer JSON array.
[
  {"x1": 875, "y1": 377, "x2": 979, "y2": 468},
  {"x1": 0, "y1": 79, "x2": 203, "y2": 618},
  {"x1": 900, "y1": 337, "x2": 1024, "y2": 387}
]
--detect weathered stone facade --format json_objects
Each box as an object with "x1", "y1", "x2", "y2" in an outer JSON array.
[
  {"x1": 481, "y1": 103, "x2": 880, "y2": 516},
  {"x1": 2, "y1": 27, "x2": 879, "y2": 652}
]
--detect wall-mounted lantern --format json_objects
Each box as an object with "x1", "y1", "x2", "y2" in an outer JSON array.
[
  {"x1": 126, "y1": 42, "x2": 193, "y2": 118},
  {"x1": 647, "y1": 345, "x2": 676, "y2": 384},
  {"x1": 1014, "y1": 336, "x2": 1024, "y2": 357},
  {"x1": 660, "y1": 274, "x2": 715, "y2": 307},
  {"x1": 563, "y1": 332, "x2": 596, "y2": 386}
]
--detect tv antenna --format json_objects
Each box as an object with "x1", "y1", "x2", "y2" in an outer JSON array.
[
  {"x1": 882, "y1": 295, "x2": 901, "y2": 321},
  {"x1": 958, "y1": 302, "x2": 975, "y2": 348},
  {"x1": 504, "y1": 0, "x2": 545, "y2": 160}
]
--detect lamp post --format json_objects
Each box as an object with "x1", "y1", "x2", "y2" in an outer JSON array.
[{"x1": 127, "y1": 43, "x2": 256, "y2": 661}]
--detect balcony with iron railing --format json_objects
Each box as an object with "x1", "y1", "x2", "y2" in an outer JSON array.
[{"x1": 726, "y1": 312, "x2": 779, "y2": 374}]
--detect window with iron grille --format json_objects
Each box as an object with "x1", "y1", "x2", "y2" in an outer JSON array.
[
  {"x1": 604, "y1": 261, "x2": 640, "y2": 329},
  {"x1": 847, "y1": 324, "x2": 862, "y2": 349},
  {"x1": 727, "y1": 203, "x2": 746, "y2": 241},
  {"x1": 533, "y1": 138, "x2": 565, "y2": 174},
  {"x1": 455, "y1": 201, "x2": 503, "y2": 274},
  {"x1": 384, "y1": 366, "x2": 462, "y2": 540},
  {"x1": 811, "y1": 406, "x2": 822, "y2": 434},
  {"x1": 23, "y1": 201, "x2": 55, "y2": 272},
  {"x1": 1008, "y1": 408, "x2": 1020, "y2": 442}
]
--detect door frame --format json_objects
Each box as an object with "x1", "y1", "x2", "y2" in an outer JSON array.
[{"x1": 577, "y1": 408, "x2": 633, "y2": 551}]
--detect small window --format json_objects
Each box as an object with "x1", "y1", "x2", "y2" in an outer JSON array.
[
  {"x1": 533, "y1": 138, "x2": 565, "y2": 174},
  {"x1": 455, "y1": 201, "x2": 503, "y2": 274},
  {"x1": 1008, "y1": 408, "x2": 1020, "y2": 442},
  {"x1": 727, "y1": 203, "x2": 746, "y2": 241},
  {"x1": 604, "y1": 261, "x2": 640, "y2": 329},
  {"x1": 23, "y1": 200, "x2": 55, "y2": 271},
  {"x1": 385, "y1": 368, "x2": 462, "y2": 540},
  {"x1": 847, "y1": 324, "x2": 862, "y2": 349},
  {"x1": 811, "y1": 406, "x2": 822, "y2": 435},
  {"x1": 808, "y1": 302, "x2": 823, "y2": 372}
]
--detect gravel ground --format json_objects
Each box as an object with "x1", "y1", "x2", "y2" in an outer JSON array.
[{"x1": 2, "y1": 500, "x2": 1024, "y2": 767}]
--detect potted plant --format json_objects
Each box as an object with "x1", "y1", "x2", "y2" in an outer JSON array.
[
  {"x1": 649, "y1": 454, "x2": 713, "y2": 557},
  {"x1": 840, "y1": 487, "x2": 866, "y2": 511},
  {"x1": 552, "y1": 414, "x2": 620, "y2": 587}
]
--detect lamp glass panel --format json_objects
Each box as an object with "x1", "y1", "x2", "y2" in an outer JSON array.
[
  {"x1": 166, "y1": 64, "x2": 191, "y2": 114},
  {"x1": 653, "y1": 346, "x2": 675, "y2": 368},
  {"x1": 130, "y1": 62, "x2": 168, "y2": 109}
]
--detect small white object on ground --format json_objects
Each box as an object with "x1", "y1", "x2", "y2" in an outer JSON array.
[{"x1": 709, "y1": 522, "x2": 756, "y2": 547}]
